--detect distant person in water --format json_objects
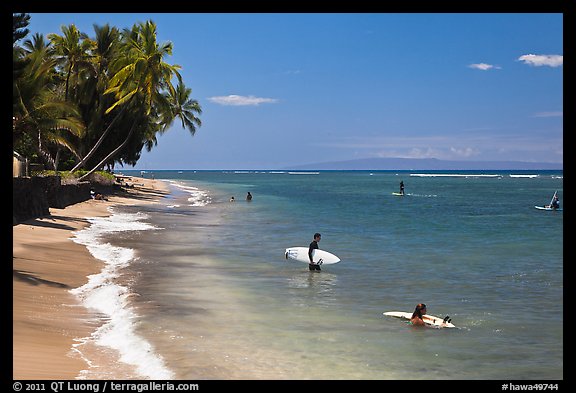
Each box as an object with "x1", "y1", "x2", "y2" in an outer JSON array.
[
  {"x1": 399, "y1": 181, "x2": 405, "y2": 195},
  {"x1": 308, "y1": 233, "x2": 322, "y2": 271},
  {"x1": 545, "y1": 195, "x2": 560, "y2": 209},
  {"x1": 550, "y1": 195, "x2": 560, "y2": 209},
  {"x1": 229, "y1": 196, "x2": 235, "y2": 202},
  {"x1": 246, "y1": 192, "x2": 253, "y2": 201},
  {"x1": 410, "y1": 303, "x2": 427, "y2": 326}
]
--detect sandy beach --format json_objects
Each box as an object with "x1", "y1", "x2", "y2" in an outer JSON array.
[{"x1": 13, "y1": 177, "x2": 169, "y2": 380}]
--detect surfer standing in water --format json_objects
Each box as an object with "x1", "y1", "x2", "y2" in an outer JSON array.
[
  {"x1": 308, "y1": 233, "x2": 322, "y2": 271},
  {"x1": 410, "y1": 303, "x2": 427, "y2": 326},
  {"x1": 399, "y1": 181, "x2": 405, "y2": 195}
]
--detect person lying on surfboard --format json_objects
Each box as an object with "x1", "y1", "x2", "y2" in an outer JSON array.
[
  {"x1": 409, "y1": 303, "x2": 452, "y2": 327},
  {"x1": 410, "y1": 303, "x2": 427, "y2": 326}
]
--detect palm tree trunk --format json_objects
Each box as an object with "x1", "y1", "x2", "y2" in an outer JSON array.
[
  {"x1": 37, "y1": 131, "x2": 56, "y2": 170},
  {"x1": 65, "y1": 63, "x2": 72, "y2": 101},
  {"x1": 78, "y1": 121, "x2": 136, "y2": 181},
  {"x1": 70, "y1": 102, "x2": 128, "y2": 172}
]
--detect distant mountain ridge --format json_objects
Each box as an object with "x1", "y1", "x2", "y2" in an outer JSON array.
[{"x1": 286, "y1": 157, "x2": 563, "y2": 171}]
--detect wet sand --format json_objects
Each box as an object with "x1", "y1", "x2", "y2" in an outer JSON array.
[{"x1": 13, "y1": 177, "x2": 169, "y2": 379}]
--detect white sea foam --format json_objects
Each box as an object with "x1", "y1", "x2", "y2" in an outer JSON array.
[
  {"x1": 288, "y1": 171, "x2": 320, "y2": 175},
  {"x1": 509, "y1": 174, "x2": 539, "y2": 178},
  {"x1": 410, "y1": 173, "x2": 501, "y2": 178},
  {"x1": 70, "y1": 208, "x2": 174, "y2": 380},
  {"x1": 166, "y1": 181, "x2": 211, "y2": 207}
]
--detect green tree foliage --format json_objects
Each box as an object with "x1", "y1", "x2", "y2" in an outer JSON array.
[
  {"x1": 13, "y1": 13, "x2": 30, "y2": 44},
  {"x1": 13, "y1": 26, "x2": 85, "y2": 171},
  {"x1": 13, "y1": 14, "x2": 202, "y2": 174},
  {"x1": 13, "y1": 13, "x2": 31, "y2": 113}
]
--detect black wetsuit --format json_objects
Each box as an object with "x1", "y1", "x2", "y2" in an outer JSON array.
[{"x1": 308, "y1": 240, "x2": 321, "y2": 271}]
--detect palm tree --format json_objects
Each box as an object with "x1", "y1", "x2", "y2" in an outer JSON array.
[
  {"x1": 163, "y1": 82, "x2": 202, "y2": 135},
  {"x1": 13, "y1": 36, "x2": 85, "y2": 171},
  {"x1": 33, "y1": 102, "x2": 85, "y2": 171},
  {"x1": 104, "y1": 20, "x2": 182, "y2": 115},
  {"x1": 71, "y1": 24, "x2": 120, "y2": 166},
  {"x1": 92, "y1": 24, "x2": 120, "y2": 73},
  {"x1": 14, "y1": 18, "x2": 201, "y2": 175},
  {"x1": 77, "y1": 20, "x2": 186, "y2": 180},
  {"x1": 13, "y1": 13, "x2": 31, "y2": 80},
  {"x1": 13, "y1": 13, "x2": 30, "y2": 44},
  {"x1": 48, "y1": 24, "x2": 94, "y2": 101},
  {"x1": 141, "y1": 81, "x2": 202, "y2": 155}
]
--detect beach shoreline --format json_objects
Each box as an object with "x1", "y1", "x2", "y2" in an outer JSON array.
[{"x1": 13, "y1": 176, "x2": 169, "y2": 380}]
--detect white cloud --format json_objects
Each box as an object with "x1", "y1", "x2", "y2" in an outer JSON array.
[
  {"x1": 315, "y1": 132, "x2": 562, "y2": 163},
  {"x1": 405, "y1": 147, "x2": 444, "y2": 159},
  {"x1": 468, "y1": 63, "x2": 501, "y2": 71},
  {"x1": 518, "y1": 54, "x2": 563, "y2": 67},
  {"x1": 449, "y1": 146, "x2": 478, "y2": 157},
  {"x1": 208, "y1": 95, "x2": 279, "y2": 106}
]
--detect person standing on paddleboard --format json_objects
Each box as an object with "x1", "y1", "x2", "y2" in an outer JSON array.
[
  {"x1": 399, "y1": 181, "x2": 405, "y2": 195},
  {"x1": 308, "y1": 233, "x2": 322, "y2": 271}
]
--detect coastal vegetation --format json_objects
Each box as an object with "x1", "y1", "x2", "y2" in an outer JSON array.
[
  {"x1": 34, "y1": 170, "x2": 116, "y2": 185},
  {"x1": 13, "y1": 13, "x2": 202, "y2": 179}
]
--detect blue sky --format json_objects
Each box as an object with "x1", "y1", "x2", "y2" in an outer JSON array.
[{"x1": 27, "y1": 13, "x2": 563, "y2": 170}]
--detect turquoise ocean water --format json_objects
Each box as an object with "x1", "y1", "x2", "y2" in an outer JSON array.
[{"x1": 71, "y1": 170, "x2": 563, "y2": 380}]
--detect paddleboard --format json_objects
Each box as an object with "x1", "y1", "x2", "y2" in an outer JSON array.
[
  {"x1": 392, "y1": 192, "x2": 404, "y2": 196},
  {"x1": 536, "y1": 191, "x2": 561, "y2": 211},
  {"x1": 534, "y1": 206, "x2": 562, "y2": 211},
  {"x1": 285, "y1": 247, "x2": 341, "y2": 265},
  {"x1": 383, "y1": 311, "x2": 456, "y2": 328}
]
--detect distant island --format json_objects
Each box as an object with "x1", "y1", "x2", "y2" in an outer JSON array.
[{"x1": 286, "y1": 157, "x2": 563, "y2": 171}]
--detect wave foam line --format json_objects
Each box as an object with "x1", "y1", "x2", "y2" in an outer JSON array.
[
  {"x1": 69, "y1": 209, "x2": 174, "y2": 380},
  {"x1": 166, "y1": 180, "x2": 211, "y2": 207}
]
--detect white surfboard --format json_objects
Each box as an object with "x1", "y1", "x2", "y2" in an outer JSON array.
[
  {"x1": 383, "y1": 311, "x2": 456, "y2": 328},
  {"x1": 536, "y1": 191, "x2": 561, "y2": 211},
  {"x1": 534, "y1": 206, "x2": 562, "y2": 211},
  {"x1": 285, "y1": 247, "x2": 341, "y2": 265}
]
